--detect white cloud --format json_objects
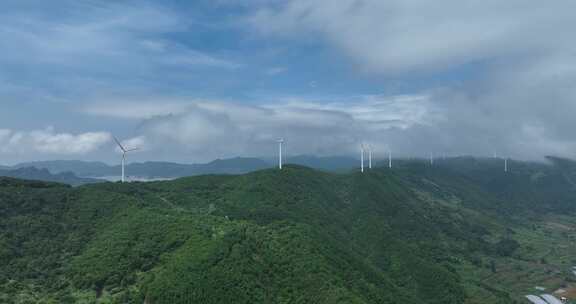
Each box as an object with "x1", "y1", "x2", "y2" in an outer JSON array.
[
  {"x1": 0, "y1": 127, "x2": 111, "y2": 155},
  {"x1": 83, "y1": 95, "x2": 431, "y2": 161},
  {"x1": 247, "y1": 0, "x2": 576, "y2": 74},
  {"x1": 273, "y1": 94, "x2": 437, "y2": 130},
  {"x1": 103, "y1": 85, "x2": 576, "y2": 161},
  {"x1": 81, "y1": 100, "x2": 195, "y2": 119},
  {"x1": 241, "y1": 0, "x2": 576, "y2": 160}
]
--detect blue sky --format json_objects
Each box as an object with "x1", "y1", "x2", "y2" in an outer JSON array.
[{"x1": 1, "y1": 0, "x2": 576, "y2": 164}]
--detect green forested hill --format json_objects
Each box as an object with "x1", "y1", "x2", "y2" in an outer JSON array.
[{"x1": 1, "y1": 158, "x2": 576, "y2": 303}]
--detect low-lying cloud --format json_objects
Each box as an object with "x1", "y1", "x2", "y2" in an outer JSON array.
[
  {"x1": 83, "y1": 95, "x2": 443, "y2": 161},
  {"x1": 0, "y1": 127, "x2": 111, "y2": 157},
  {"x1": 87, "y1": 87, "x2": 576, "y2": 162}
]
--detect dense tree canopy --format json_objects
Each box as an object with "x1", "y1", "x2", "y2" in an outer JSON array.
[{"x1": 1, "y1": 158, "x2": 576, "y2": 303}]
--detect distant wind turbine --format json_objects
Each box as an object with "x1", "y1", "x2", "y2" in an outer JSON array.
[
  {"x1": 367, "y1": 145, "x2": 373, "y2": 169},
  {"x1": 504, "y1": 157, "x2": 508, "y2": 173},
  {"x1": 388, "y1": 149, "x2": 392, "y2": 169},
  {"x1": 360, "y1": 144, "x2": 365, "y2": 173},
  {"x1": 277, "y1": 138, "x2": 284, "y2": 170},
  {"x1": 430, "y1": 153, "x2": 434, "y2": 166},
  {"x1": 113, "y1": 136, "x2": 139, "y2": 183}
]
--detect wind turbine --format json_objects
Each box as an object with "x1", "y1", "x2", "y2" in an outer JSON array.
[
  {"x1": 504, "y1": 157, "x2": 508, "y2": 173},
  {"x1": 360, "y1": 144, "x2": 365, "y2": 173},
  {"x1": 430, "y1": 152, "x2": 434, "y2": 166},
  {"x1": 113, "y1": 137, "x2": 139, "y2": 183},
  {"x1": 277, "y1": 138, "x2": 284, "y2": 170},
  {"x1": 388, "y1": 149, "x2": 392, "y2": 169},
  {"x1": 367, "y1": 145, "x2": 373, "y2": 169}
]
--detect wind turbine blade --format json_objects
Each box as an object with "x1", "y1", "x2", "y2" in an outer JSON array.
[
  {"x1": 113, "y1": 136, "x2": 126, "y2": 152},
  {"x1": 126, "y1": 147, "x2": 140, "y2": 152}
]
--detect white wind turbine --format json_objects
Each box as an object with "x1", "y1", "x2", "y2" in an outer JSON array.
[
  {"x1": 388, "y1": 149, "x2": 392, "y2": 169},
  {"x1": 277, "y1": 138, "x2": 284, "y2": 170},
  {"x1": 367, "y1": 145, "x2": 373, "y2": 169},
  {"x1": 360, "y1": 144, "x2": 366, "y2": 173},
  {"x1": 113, "y1": 137, "x2": 139, "y2": 183}
]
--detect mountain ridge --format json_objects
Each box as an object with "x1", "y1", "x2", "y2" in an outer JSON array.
[
  {"x1": 2, "y1": 159, "x2": 576, "y2": 303},
  {"x1": 0, "y1": 166, "x2": 103, "y2": 186},
  {"x1": 6, "y1": 155, "x2": 359, "y2": 179}
]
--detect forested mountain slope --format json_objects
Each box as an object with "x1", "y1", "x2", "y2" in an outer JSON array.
[{"x1": 1, "y1": 158, "x2": 576, "y2": 303}]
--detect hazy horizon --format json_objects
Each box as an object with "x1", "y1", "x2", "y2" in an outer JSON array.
[{"x1": 0, "y1": 153, "x2": 557, "y2": 168}]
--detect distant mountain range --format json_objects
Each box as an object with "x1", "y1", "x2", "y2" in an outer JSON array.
[
  {"x1": 12, "y1": 157, "x2": 271, "y2": 177},
  {"x1": 13, "y1": 160, "x2": 112, "y2": 177},
  {"x1": 0, "y1": 167, "x2": 103, "y2": 186},
  {"x1": 3, "y1": 156, "x2": 359, "y2": 182},
  {"x1": 1, "y1": 155, "x2": 559, "y2": 186}
]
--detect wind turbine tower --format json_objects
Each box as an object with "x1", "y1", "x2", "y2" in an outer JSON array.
[
  {"x1": 277, "y1": 138, "x2": 284, "y2": 170},
  {"x1": 388, "y1": 149, "x2": 392, "y2": 169},
  {"x1": 430, "y1": 153, "x2": 434, "y2": 166},
  {"x1": 504, "y1": 157, "x2": 508, "y2": 173},
  {"x1": 360, "y1": 144, "x2": 365, "y2": 173},
  {"x1": 368, "y1": 145, "x2": 372, "y2": 169},
  {"x1": 113, "y1": 137, "x2": 139, "y2": 183}
]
